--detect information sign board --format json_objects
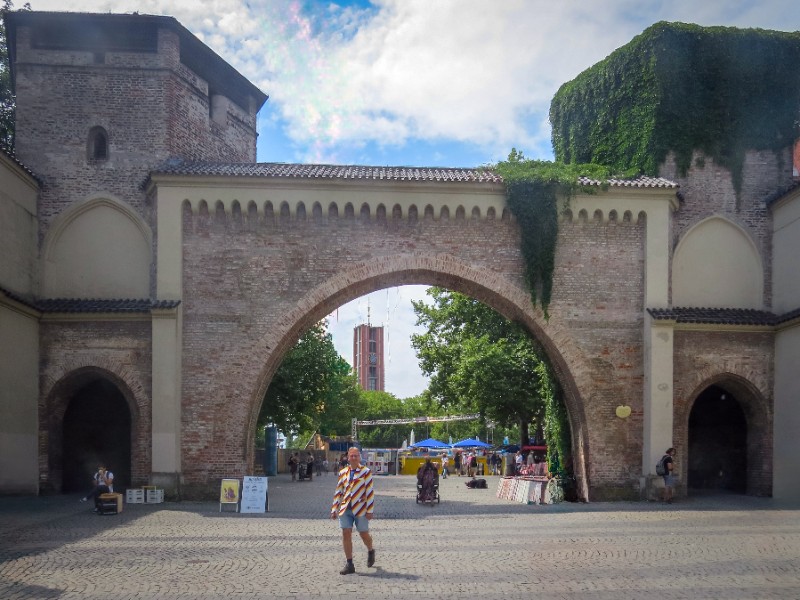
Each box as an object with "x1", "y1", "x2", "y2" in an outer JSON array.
[{"x1": 241, "y1": 476, "x2": 268, "y2": 513}]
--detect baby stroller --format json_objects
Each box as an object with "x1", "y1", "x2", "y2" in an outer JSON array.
[
  {"x1": 298, "y1": 461, "x2": 310, "y2": 480},
  {"x1": 416, "y1": 468, "x2": 440, "y2": 504}
]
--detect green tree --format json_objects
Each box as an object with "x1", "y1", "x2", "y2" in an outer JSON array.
[
  {"x1": 354, "y1": 390, "x2": 406, "y2": 448},
  {"x1": 411, "y1": 288, "x2": 553, "y2": 448},
  {"x1": 258, "y1": 320, "x2": 361, "y2": 439},
  {"x1": 0, "y1": 1, "x2": 29, "y2": 148}
]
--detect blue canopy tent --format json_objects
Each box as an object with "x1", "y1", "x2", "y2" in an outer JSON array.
[
  {"x1": 451, "y1": 438, "x2": 492, "y2": 448},
  {"x1": 409, "y1": 438, "x2": 450, "y2": 449}
]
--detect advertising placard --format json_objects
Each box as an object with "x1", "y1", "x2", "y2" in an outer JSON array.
[
  {"x1": 241, "y1": 475, "x2": 268, "y2": 513},
  {"x1": 219, "y1": 478, "x2": 241, "y2": 512}
]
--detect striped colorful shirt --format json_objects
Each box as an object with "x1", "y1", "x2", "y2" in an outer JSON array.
[{"x1": 330, "y1": 464, "x2": 375, "y2": 517}]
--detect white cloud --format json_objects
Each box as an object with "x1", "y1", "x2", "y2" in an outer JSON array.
[{"x1": 26, "y1": 0, "x2": 800, "y2": 164}]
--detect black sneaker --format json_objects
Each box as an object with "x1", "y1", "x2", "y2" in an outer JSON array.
[
  {"x1": 340, "y1": 562, "x2": 355, "y2": 575},
  {"x1": 367, "y1": 549, "x2": 376, "y2": 567}
]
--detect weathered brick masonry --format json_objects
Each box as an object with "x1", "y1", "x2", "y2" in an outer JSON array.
[
  {"x1": 177, "y1": 200, "x2": 649, "y2": 499},
  {"x1": 38, "y1": 320, "x2": 153, "y2": 493}
]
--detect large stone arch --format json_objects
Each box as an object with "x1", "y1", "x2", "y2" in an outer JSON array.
[
  {"x1": 40, "y1": 361, "x2": 148, "y2": 493},
  {"x1": 240, "y1": 253, "x2": 594, "y2": 500},
  {"x1": 676, "y1": 371, "x2": 771, "y2": 496}
]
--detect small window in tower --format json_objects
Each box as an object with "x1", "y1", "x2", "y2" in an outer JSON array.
[{"x1": 87, "y1": 126, "x2": 109, "y2": 162}]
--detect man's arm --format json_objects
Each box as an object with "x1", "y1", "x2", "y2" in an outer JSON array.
[
  {"x1": 363, "y1": 470, "x2": 375, "y2": 518},
  {"x1": 330, "y1": 472, "x2": 345, "y2": 517}
]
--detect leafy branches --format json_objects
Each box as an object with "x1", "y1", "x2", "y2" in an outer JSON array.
[
  {"x1": 258, "y1": 321, "x2": 362, "y2": 438},
  {"x1": 411, "y1": 288, "x2": 570, "y2": 457}
]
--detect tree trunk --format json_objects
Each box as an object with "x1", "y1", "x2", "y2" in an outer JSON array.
[{"x1": 519, "y1": 417, "x2": 529, "y2": 448}]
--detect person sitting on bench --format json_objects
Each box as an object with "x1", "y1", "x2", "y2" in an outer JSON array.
[{"x1": 81, "y1": 463, "x2": 114, "y2": 511}]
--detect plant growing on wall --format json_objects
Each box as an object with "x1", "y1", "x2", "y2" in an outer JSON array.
[
  {"x1": 492, "y1": 150, "x2": 617, "y2": 316},
  {"x1": 550, "y1": 21, "x2": 800, "y2": 198}
]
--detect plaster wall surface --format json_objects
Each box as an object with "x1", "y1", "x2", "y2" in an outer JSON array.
[
  {"x1": 774, "y1": 324, "x2": 800, "y2": 499},
  {"x1": 0, "y1": 305, "x2": 39, "y2": 494},
  {"x1": 771, "y1": 190, "x2": 800, "y2": 314},
  {"x1": 0, "y1": 157, "x2": 38, "y2": 295}
]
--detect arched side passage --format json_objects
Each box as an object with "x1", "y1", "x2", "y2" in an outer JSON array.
[
  {"x1": 677, "y1": 373, "x2": 772, "y2": 496},
  {"x1": 242, "y1": 253, "x2": 594, "y2": 500},
  {"x1": 40, "y1": 363, "x2": 147, "y2": 493}
]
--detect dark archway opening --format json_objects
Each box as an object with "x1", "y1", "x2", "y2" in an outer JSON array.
[
  {"x1": 62, "y1": 379, "x2": 131, "y2": 493},
  {"x1": 688, "y1": 385, "x2": 747, "y2": 494}
]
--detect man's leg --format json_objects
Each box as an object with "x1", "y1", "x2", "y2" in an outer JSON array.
[
  {"x1": 359, "y1": 531, "x2": 375, "y2": 567},
  {"x1": 340, "y1": 528, "x2": 356, "y2": 574},
  {"x1": 93, "y1": 485, "x2": 109, "y2": 509},
  {"x1": 342, "y1": 528, "x2": 354, "y2": 559}
]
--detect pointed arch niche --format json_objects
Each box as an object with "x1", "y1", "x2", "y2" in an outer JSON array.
[
  {"x1": 672, "y1": 217, "x2": 763, "y2": 308},
  {"x1": 43, "y1": 196, "x2": 152, "y2": 298}
]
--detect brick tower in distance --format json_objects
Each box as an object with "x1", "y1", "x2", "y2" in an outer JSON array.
[
  {"x1": 5, "y1": 11, "x2": 268, "y2": 233},
  {"x1": 353, "y1": 322, "x2": 385, "y2": 392}
]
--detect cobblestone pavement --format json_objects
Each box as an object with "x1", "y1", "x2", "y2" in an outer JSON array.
[{"x1": 1, "y1": 474, "x2": 799, "y2": 599}]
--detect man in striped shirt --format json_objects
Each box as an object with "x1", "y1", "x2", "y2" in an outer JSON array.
[{"x1": 330, "y1": 447, "x2": 376, "y2": 574}]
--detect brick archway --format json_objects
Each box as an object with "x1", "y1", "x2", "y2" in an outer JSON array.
[
  {"x1": 240, "y1": 253, "x2": 594, "y2": 500},
  {"x1": 676, "y1": 372, "x2": 771, "y2": 496},
  {"x1": 40, "y1": 363, "x2": 148, "y2": 493}
]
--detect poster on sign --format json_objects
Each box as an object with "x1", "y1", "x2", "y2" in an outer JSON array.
[
  {"x1": 219, "y1": 478, "x2": 240, "y2": 512},
  {"x1": 241, "y1": 476, "x2": 268, "y2": 513}
]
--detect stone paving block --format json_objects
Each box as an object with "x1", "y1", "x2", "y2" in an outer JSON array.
[{"x1": 0, "y1": 474, "x2": 799, "y2": 599}]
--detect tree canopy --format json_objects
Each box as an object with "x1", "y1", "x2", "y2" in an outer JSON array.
[
  {"x1": 411, "y1": 288, "x2": 552, "y2": 447},
  {"x1": 258, "y1": 320, "x2": 362, "y2": 439}
]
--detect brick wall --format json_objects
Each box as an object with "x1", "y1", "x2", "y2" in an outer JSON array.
[
  {"x1": 660, "y1": 149, "x2": 793, "y2": 309},
  {"x1": 38, "y1": 320, "x2": 153, "y2": 493},
  {"x1": 672, "y1": 329, "x2": 774, "y2": 496},
  {"x1": 175, "y1": 204, "x2": 651, "y2": 499},
  {"x1": 11, "y1": 24, "x2": 257, "y2": 242}
]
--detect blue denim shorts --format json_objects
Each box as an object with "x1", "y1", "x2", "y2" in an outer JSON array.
[
  {"x1": 338, "y1": 508, "x2": 370, "y2": 532},
  {"x1": 664, "y1": 474, "x2": 677, "y2": 487}
]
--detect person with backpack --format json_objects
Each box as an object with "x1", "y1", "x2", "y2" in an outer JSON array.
[{"x1": 658, "y1": 447, "x2": 677, "y2": 504}]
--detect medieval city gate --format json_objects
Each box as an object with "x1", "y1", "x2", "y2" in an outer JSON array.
[
  {"x1": 144, "y1": 164, "x2": 679, "y2": 500},
  {"x1": 4, "y1": 11, "x2": 787, "y2": 501}
]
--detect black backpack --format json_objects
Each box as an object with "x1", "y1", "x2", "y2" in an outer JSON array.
[{"x1": 656, "y1": 455, "x2": 668, "y2": 476}]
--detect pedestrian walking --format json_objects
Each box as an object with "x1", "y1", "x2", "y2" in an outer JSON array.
[
  {"x1": 330, "y1": 447, "x2": 376, "y2": 575},
  {"x1": 660, "y1": 447, "x2": 677, "y2": 504},
  {"x1": 440, "y1": 452, "x2": 449, "y2": 479}
]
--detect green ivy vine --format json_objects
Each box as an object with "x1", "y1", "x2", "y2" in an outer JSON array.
[
  {"x1": 493, "y1": 150, "x2": 618, "y2": 317},
  {"x1": 550, "y1": 21, "x2": 800, "y2": 199}
]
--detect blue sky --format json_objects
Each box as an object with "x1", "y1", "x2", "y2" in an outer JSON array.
[{"x1": 32, "y1": 0, "x2": 800, "y2": 398}]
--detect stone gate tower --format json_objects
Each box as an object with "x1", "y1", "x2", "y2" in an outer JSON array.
[{"x1": 1, "y1": 11, "x2": 267, "y2": 494}]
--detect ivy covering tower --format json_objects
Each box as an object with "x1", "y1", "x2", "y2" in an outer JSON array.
[{"x1": 550, "y1": 21, "x2": 800, "y2": 196}]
